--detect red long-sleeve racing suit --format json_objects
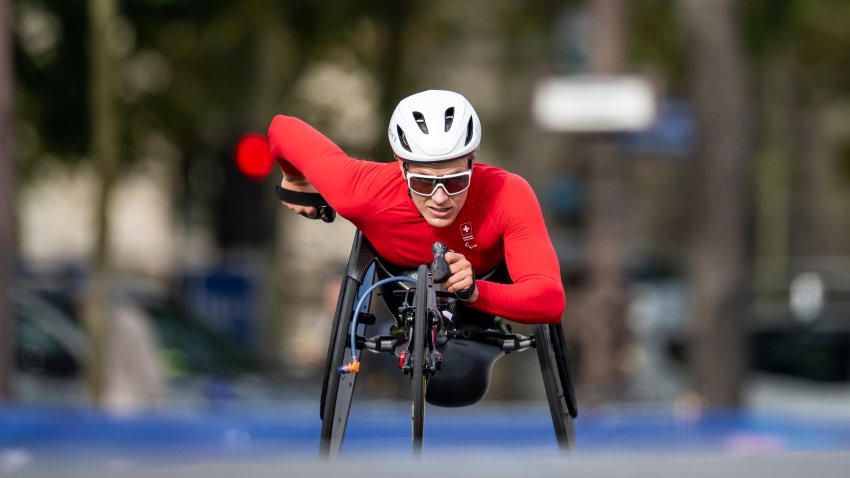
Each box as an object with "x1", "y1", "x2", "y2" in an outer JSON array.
[{"x1": 268, "y1": 115, "x2": 565, "y2": 324}]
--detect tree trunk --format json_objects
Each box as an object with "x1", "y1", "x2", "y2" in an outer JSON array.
[
  {"x1": 578, "y1": 0, "x2": 630, "y2": 403},
  {"x1": 0, "y1": 0, "x2": 15, "y2": 401},
  {"x1": 679, "y1": 0, "x2": 751, "y2": 407},
  {"x1": 248, "y1": 0, "x2": 285, "y2": 366},
  {"x1": 753, "y1": 58, "x2": 793, "y2": 293},
  {"x1": 370, "y1": 1, "x2": 420, "y2": 162},
  {"x1": 85, "y1": 0, "x2": 119, "y2": 403}
]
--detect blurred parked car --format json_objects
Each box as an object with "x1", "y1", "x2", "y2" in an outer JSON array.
[
  {"x1": 11, "y1": 286, "x2": 265, "y2": 402},
  {"x1": 666, "y1": 313, "x2": 850, "y2": 383},
  {"x1": 749, "y1": 316, "x2": 850, "y2": 382}
]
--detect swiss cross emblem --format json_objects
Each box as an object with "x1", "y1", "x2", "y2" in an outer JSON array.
[{"x1": 460, "y1": 222, "x2": 476, "y2": 249}]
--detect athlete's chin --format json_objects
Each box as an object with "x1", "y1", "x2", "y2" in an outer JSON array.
[{"x1": 424, "y1": 214, "x2": 458, "y2": 228}]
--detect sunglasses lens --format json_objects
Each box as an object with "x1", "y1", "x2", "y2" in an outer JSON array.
[
  {"x1": 409, "y1": 176, "x2": 437, "y2": 195},
  {"x1": 443, "y1": 175, "x2": 470, "y2": 194}
]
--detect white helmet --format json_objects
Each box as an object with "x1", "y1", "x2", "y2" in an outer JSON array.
[{"x1": 388, "y1": 90, "x2": 481, "y2": 163}]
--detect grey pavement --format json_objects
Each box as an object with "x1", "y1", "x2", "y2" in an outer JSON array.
[{"x1": 8, "y1": 451, "x2": 850, "y2": 478}]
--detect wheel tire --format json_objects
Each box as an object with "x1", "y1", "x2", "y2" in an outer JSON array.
[
  {"x1": 411, "y1": 264, "x2": 428, "y2": 455},
  {"x1": 551, "y1": 323, "x2": 579, "y2": 419},
  {"x1": 534, "y1": 324, "x2": 577, "y2": 451},
  {"x1": 320, "y1": 276, "x2": 359, "y2": 457}
]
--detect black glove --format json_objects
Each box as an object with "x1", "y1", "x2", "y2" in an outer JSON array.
[{"x1": 455, "y1": 271, "x2": 476, "y2": 301}]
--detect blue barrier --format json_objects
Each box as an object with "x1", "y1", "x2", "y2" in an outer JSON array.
[{"x1": 2, "y1": 403, "x2": 850, "y2": 459}]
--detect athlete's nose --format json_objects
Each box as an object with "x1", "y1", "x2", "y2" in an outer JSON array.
[{"x1": 431, "y1": 185, "x2": 450, "y2": 203}]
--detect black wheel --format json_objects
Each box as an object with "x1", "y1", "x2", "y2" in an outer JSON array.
[
  {"x1": 534, "y1": 324, "x2": 577, "y2": 451},
  {"x1": 319, "y1": 276, "x2": 360, "y2": 457},
  {"x1": 411, "y1": 264, "x2": 428, "y2": 455},
  {"x1": 551, "y1": 323, "x2": 578, "y2": 419},
  {"x1": 319, "y1": 232, "x2": 378, "y2": 459}
]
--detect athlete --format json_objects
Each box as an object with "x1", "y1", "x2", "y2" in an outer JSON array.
[{"x1": 270, "y1": 90, "x2": 565, "y2": 405}]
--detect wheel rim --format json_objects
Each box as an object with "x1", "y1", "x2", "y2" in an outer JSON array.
[{"x1": 411, "y1": 265, "x2": 428, "y2": 454}]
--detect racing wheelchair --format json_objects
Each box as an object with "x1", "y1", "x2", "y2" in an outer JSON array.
[{"x1": 276, "y1": 187, "x2": 578, "y2": 458}]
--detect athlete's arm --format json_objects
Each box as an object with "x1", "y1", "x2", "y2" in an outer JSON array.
[
  {"x1": 470, "y1": 176, "x2": 566, "y2": 324},
  {"x1": 268, "y1": 115, "x2": 385, "y2": 220}
]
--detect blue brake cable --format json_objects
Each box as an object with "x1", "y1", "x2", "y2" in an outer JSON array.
[{"x1": 339, "y1": 275, "x2": 417, "y2": 374}]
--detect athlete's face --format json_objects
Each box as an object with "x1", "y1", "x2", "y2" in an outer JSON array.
[{"x1": 400, "y1": 155, "x2": 472, "y2": 228}]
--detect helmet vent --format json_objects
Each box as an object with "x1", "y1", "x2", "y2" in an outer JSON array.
[
  {"x1": 412, "y1": 112, "x2": 428, "y2": 134},
  {"x1": 444, "y1": 107, "x2": 455, "y2": 132},
  {"x1": 464, "y1": 117, "x2": 473, "y2": 146},
  {"x1": 397, "y1": 126, "x2": 412, "y2": 152}
]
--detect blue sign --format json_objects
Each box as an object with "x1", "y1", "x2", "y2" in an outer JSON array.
[
  {"x1": 181, "y1": 264, "x2": 259, "y2": 350},
  {"x1": 545, "y1": 175, "x2": 583, "y2": 216},
  {"x1": 620, "y1": 100, "x2": 696, "y2": 157}
]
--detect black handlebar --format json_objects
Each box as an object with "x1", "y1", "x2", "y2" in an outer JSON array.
[
  {"x1": 275, "y1": 186, "x2": 336, "y2": 223},
  {"x1": 431, "y1": 242, "x2": 450, "y2": 283}
]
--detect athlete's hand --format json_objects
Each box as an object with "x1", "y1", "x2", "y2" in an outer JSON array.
[
  {"x1": 444, "y1": 251, "x2": 478, "y2": 303},
  {"x1": 279, "y1": 175, "x2": 320, "y2": 219}
]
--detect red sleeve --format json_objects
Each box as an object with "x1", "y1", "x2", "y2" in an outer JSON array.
[
  {"x1": 471, "y1": 176, "x2": 565, "y2": 324},
  {"x1": 267, "y1": 115, "x2": 385, "y2": 220}
]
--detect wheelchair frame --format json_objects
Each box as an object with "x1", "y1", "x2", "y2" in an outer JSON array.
[{"x1": 318, "y1": 230, "x2": 578, "y2": 458}]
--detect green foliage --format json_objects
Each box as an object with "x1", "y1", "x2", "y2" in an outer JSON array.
[
  {"x1": 18, "y1": 0, "x2": 847, "y2": 189},
  {"x1": 741, "y1": 0, "x2": 797, "y2": 58},
  {"x1": 630, "y1": 0, "x2": 686, "y2": 91},
  {"x1": 13, "y1": 0, "x2": 438, "y2": 174},
  {"x1": 14, "y1": 0, "x2": 89, "y2": 162},
  {"x1": 629, "y1": 0, "x2": 850, "y2": 97},
  {"x1": 13, "y1": 0, "x2": 236, "y2": 180},
  {"x1": 743, "y1": 0, "x2": 850, "y2": 90}
]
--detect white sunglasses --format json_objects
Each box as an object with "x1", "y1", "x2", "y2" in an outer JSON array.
[{"x1": 404, "y1": 169, "x2": 472, "y2": 196}]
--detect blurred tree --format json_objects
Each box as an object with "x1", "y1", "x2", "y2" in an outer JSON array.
[
  {"x1": 749, "y1": 0, "x2": 850, "y2": 267},
  {"x1": 0, "y1": 0, "x2": 14, "y2": 400},
  {"x1": 744, "y1": 0, "x2": 820, "y2": 292},
  {"x1": 11, "y1": 0, "x2": 433, "y2": 368},
  {"x1": 84, "y1": 0, "x2": 119, "y2": 402},
  {"x1": 13, "y1": 0, "x2": 90, "y2": 178},
  {"x1": 679, "y1": 0, "x2": 751, "y2": 407},
  {"x1": 580, "y1": 0, "x2": 631, "y2": 402},
  {"x1": 359, "y1": 0, "x2": 422, "y2": 160},
  {"x1": 628, "y1": 0, "x2": 850, "y2": 404},
  {"x1": 751, "y1": 54, "x2": 794, "y2": 294}
]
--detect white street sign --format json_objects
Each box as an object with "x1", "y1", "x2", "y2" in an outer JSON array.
[{"x1": 533, "y1": 75, "x2": 656, "y2": 133}]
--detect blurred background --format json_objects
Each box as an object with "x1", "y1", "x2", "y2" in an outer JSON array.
[{"x1": 2, "y1": 0, "x2": 850, "y2": 470}]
